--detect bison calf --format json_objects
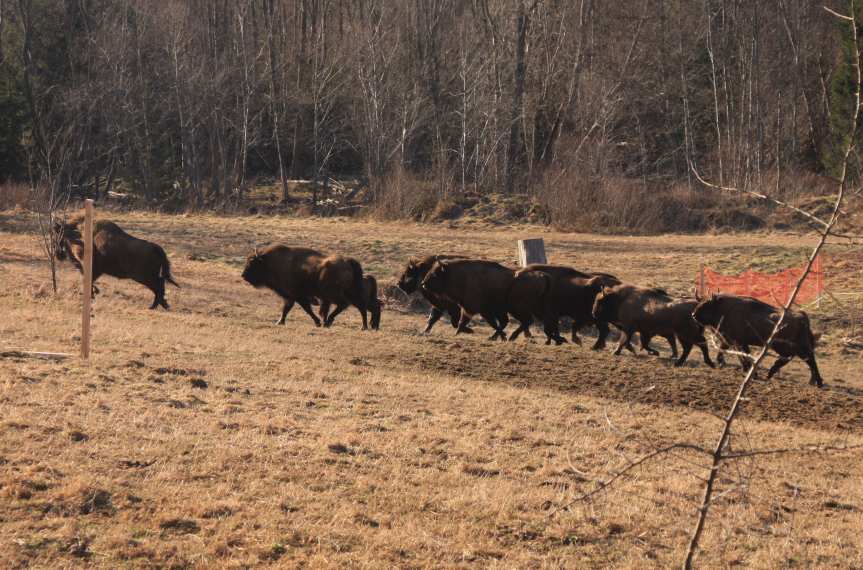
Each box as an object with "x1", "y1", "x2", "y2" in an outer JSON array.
[
  {"x1": 322, "y1": 275, "x2": 381, "y2": 330},
  {"x1": 54, "y1": 219, "x2": 178, "y2": 310},
  {"x1": 692, "y1": 294, "x2": 822, "y2": 386}
]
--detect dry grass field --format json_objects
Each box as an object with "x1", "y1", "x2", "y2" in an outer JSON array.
[{"x1": 1, "y1": 209, "x2": 862, "y2": 569}]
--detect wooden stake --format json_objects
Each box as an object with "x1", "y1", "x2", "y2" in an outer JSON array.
[
  {"x1": 517, "y1": 238, "x2": 547, "y2": 267},
  {"x1": 81, "y1": 199, "x2": 94, "y2": 361}
]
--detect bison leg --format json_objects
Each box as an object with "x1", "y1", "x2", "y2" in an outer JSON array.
[
  {"x1": 494, "y1": 312, "x2": 510, "y2": 341},
  {"x1": 508, "y1": 315, "x2": 532, "y2": 341},
  {"x1": 716, "y1": 342, "x2": 729, "y2": 368},
  {"x1": 766, "y1": 356, "x2": 792, "y2": 380},
  {"x1": 159, "y1": 283, "x2": 170, "y2": 310},
  {"x1": 347, "y1": 292, "x2": 369, "y2": 330},
  {"x1": 614, "y1": 329, "x2": 634, "y2": 356},
  {"x1": 448, "y1": 309, "x2": 461, "y2": 329},
  {"x1": 148, "y1": 280, "x2": 166, "y2": 310},
  {"x1": 639, "y1": 334, "x2": 660, "y2": 356},
  {"x1": 481, "y1": 311, "x2": 506, "y2": 341},
  {"x1": 277, "y1": 300, "x2": 295, "y2": 325},
  {"x1": 323, "y1": 302, "x2": 349, "y2": 328},
  {"x1": 508, "y1": 324, "x2": 526, "y2": 341},
  {"x1": 592, "y1": 321, "x2": 610, "y2": 350},
  {"x1": 298, "y1": 299, "x2": 322, "y2": 327},
  {"x1": 802, "y1": 353, "x2": 824, "y2": 387},
  {"x1": 424, "y1": 307, "x2": 445, "y2": 333},
  {"x1": 455, "y1": 310, "x2": 474, "y2": 335},
  {"x1": 318, "y1": 301, "x2": 330, "y2": 322},
  {"x1": 697, "y1": 341, "x2": 716, "y2": 368},
  {"x1": 738, "y1": 344, "x2": 753, "y2": 372},
  {"x1": 91, "y1": 271, "x2": 103, "y2": 298},
  {"x1": 674, "y1": 342, "x2": 693, "y2": 367},
  {"x1": 455, "y1": 311, "x2": 474, "y2": 333},
  {"x1": 665, "y1": 335, "x2": 678, "y2": 359},
  {"x1": 369, "y1": 299, "x2": 381, "y2": 330}
]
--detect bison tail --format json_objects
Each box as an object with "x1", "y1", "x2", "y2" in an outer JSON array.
[
  {"x1": 798, "y1": 311, "x2": 817, "y2": 350},
  {"x1": 160, "y1": 250, "x2": 180, "y2": 288}
]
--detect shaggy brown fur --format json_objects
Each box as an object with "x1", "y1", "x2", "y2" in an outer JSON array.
[
  {"x1": 53, "y1": 219, "x2": 178, "y2": 310},
  {"x1": 518, "y1": 265, "x2": 621, "y2": 349},
  {"x1": 505, "y1": 269, "x2": 556, "y2": 342},
  {"x1": 693, "y1": 294, "x2": 822, "y2": 386},
  {"x1": 421, "y1": 259, "x2": 514, "y2": 341},
  {"x1": 322, "y1": 274, "x2": 381, "y2": 330},
  {"x1": 592, "y1": 284, "x2": 697, "y2": 363},
  {"x1": 242, "y1": 245, "x2": 368, "y2": 330}
]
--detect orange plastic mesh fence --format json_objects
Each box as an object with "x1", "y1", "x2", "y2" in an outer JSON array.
[{"x1": 696, "y1": 255, "x2": 824, "y2": 307}]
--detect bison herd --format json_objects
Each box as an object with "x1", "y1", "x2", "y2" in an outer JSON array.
[{"x1": 52, "y1": 218, "x2": 825, "y2": 387}]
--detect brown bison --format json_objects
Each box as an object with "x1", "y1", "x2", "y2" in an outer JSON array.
[
  {"x1": 519, "y1": 265, "x2": 621, "y2": 348},
  {"x1": 421, "y1": 259, "x2": 513, "y2": 340},
  {"x1": 592, "y1": 284, "x2": 715, "y2": 367},
  {"x1": 397, "y1": 255, "x2": 470, "y2": 333},
  {"x1": 692, "y1": 294, "x2": 822, "y2": 386},
  {"x1": 53, "y1": 219, "x2": 179, "y2": 309},
  {"x1": 242, "y1": 244, "x2": 368, "y2": 330},
  {"x1": 505, "y1": 269, "x2": 559, "y2": 342}
]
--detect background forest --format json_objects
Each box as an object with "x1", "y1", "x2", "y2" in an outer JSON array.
[{"x1": 0, "y1": 0, "x2": 859, "y2": 232}]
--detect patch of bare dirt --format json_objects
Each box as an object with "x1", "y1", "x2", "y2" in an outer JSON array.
[{"x1": 379, "y1": 338, "x2": 863, "y2": 433}]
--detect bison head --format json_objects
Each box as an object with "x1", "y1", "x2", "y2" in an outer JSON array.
[
  {"x1": 397, "y1": 258, "x2": 424, "y2": 294},
  {"x1": 692, "y1": 295, "x2": 721, "y2": 327},
  {"x1": 241, "y1": 249, "x2": 269, "y2": 288},
  {"x1": 591, "y1": 287, "x2": 620, "y2": 322},
  {"x1": 421, "y1": 261, "x2": 448, "y2": 295}
]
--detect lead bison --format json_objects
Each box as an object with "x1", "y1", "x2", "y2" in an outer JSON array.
[
  {"x1": 53, "y1": 219, "x2": 179, "y2": 309},
  {"x1": 420, "y1": 259, "x2": 514, "y2": 340},
  {"x1": 518, "y1": 265, "x2": 621, "y2": 348},
  {"x1": 397, "y1": 255, "x2": 469, "y2": 333},
  {"x1": 242, "y1": 244, "x2": 368, "y2": 330},
  {"x1": 692, "y1": 294, "x2": 822, "y2": 386},
  {"x1": 591, "y1": 284, "x2": 715, "y2": 367}
]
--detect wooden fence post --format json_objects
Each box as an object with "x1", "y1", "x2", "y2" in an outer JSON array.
[
  {"x1": 517, "y1": 238, "x2": 547, "y2": 267},
  {"x1": 81, "y1": 199, "x2": 94, "y2": 361}
]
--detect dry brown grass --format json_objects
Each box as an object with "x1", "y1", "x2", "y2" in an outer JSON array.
[{"x1": 1, "y1": 210, "x2": 861, "y2": 568}]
